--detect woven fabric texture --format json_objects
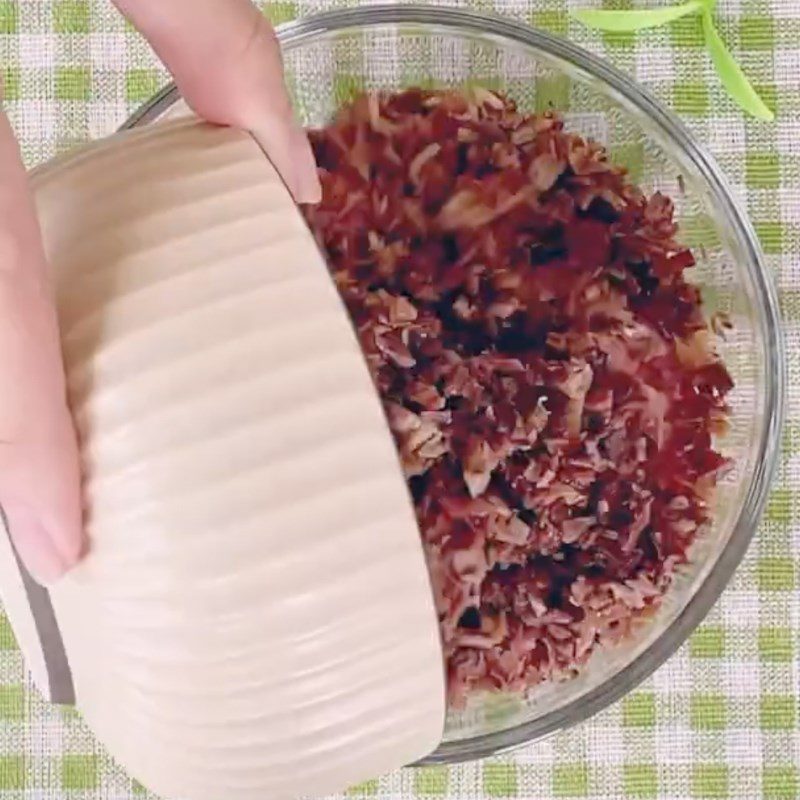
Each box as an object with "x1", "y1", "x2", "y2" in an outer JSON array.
[{"x1": 0, "y1": 0, "x2": 797, "y2": 798}]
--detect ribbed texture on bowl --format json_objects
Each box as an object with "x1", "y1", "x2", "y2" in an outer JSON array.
[{"x1": 29, "y1": 119, "x2": 445, "y2": 800}]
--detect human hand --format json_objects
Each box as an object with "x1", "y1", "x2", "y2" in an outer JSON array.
[
  {"x1": 0, "y1": 0, "x2": 320, "y2": 585},
  {"x1": 113, "y1": 0, "x2": 321, "y2": 203}
]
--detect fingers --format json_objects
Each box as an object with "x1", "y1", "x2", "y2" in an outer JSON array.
[
  {"x1": 114, "y1": 0, "x2": 320, "y2": 204},
  {"x1": 0, "y1": 108, "x2": 83, "y2": 584}
]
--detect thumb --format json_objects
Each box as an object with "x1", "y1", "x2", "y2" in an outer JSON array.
[
  {"x1": 114, "y1": 0, "x2": 321, "y2": 204},
  {"x1": 0, "y1": 106, "x2": 83, "y2": 584}
]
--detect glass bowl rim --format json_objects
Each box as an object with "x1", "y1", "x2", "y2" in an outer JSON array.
[{"x1": 123, "y1": 4, "x2": 786, "y2": 763}]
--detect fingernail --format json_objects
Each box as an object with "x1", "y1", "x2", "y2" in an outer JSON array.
[
  {"x1": 289, "y1": 126, "x2": 321, "y2": 205},
  {"x1": 1, "y1": 502, "x2": 68, "y2": 586}
]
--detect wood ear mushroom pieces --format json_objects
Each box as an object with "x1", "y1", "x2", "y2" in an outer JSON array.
[{"x1": 0, "y1": 119, "x2": 446, "y2": 800}]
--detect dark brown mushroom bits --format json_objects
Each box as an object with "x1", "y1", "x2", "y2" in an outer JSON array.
[{"x1": 303, "y1": 88, "x2": 733, "y2": 708}]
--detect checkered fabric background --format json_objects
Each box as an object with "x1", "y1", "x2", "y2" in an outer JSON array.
[{"x1": 0, "y1": 0, "x2": 797, "y2": 798}]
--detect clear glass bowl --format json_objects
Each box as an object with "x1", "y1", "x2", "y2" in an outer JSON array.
[{"x1": 126, "y1": 5, "x2": 785, "y2": 764}]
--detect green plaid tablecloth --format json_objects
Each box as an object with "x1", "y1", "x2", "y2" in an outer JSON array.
[{"x1": 0, "y1": 0, "x2": 797, "y2": 798}]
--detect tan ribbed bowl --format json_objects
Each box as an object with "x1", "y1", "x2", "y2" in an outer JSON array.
[{"x1": 16, "y1": 118, "x2": 447, "y2": 800}]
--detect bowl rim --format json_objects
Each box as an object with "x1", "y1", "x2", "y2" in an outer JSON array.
[{"x1": 123, "y1": 4, "x2": 786, "y2": 764}]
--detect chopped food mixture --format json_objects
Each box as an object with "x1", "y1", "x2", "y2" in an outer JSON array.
[{"x1": 303, "y1": 88, "x2": 733, "y2": 707}]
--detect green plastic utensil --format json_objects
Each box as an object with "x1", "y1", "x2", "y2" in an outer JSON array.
[
  {"x1": 571, "y1": 0, "x2": 774, "y2": 120},
  {"x1": 572, "y1": 1, "x2": 702, "y2": 31}
]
